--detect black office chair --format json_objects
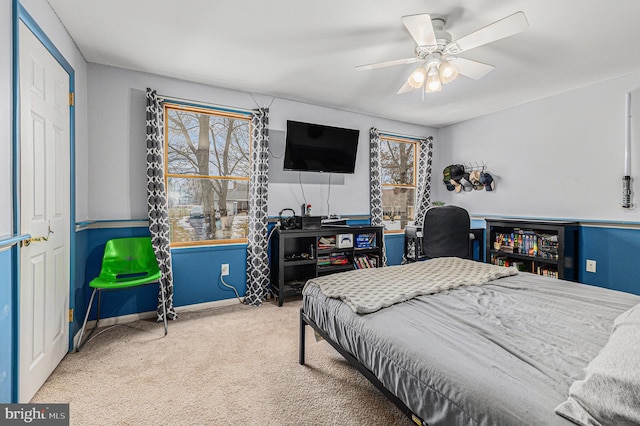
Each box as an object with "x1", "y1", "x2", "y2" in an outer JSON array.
[{"x1": 421, "y1": 205, "x2": 472, "y2": 259}]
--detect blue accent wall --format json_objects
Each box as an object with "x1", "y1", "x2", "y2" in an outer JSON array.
[
  {"x1": 0, "y1": 249, "x2": 13, "y2": 402},
  {"x1": 6, "y1": 219, "x2": 640, "y2": 403},
  {"x1": 172, "y1": 244, "x2": 247, "y2": 306},
  {"x1": 384, "y1": 233, "x2": 404, "y2": 266},
  {"x1": 73, "y1": 226, "x2": 249, "y2": 333},
  {"x1": 579, "y1": 226, "x2": 640, "y2": 295}
]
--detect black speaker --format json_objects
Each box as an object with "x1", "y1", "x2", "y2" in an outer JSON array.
[{"x1": 279, "y1": 208, "x2": 298, "y2": 230}]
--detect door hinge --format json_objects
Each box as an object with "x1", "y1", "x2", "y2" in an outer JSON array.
[
  {"x1": 69, "y1": 92, "x2": 75, "y2": 106},
  {"x1": 68, "y1": 308, "x2": 73, "y2": 323}
]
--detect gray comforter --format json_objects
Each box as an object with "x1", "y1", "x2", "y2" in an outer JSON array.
[{"x1": 303, "y1": 271, "x2": 640, "y2": 425}]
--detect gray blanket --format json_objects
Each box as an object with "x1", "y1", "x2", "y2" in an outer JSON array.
[
  {"x1": 306, "y1": 257, "x2": 518, "y2": 313},
  {"x1": 303, "y1": 271, "x2": 640, "y2": 425}
]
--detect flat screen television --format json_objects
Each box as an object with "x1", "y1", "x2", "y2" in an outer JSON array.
[{"x1": 283, "y1": 120, "x2": 359, "y2": 174}]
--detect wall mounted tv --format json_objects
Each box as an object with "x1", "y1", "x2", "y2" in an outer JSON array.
[{"x1": 283, "y1": 120, "x2": 359, "y2": 174}]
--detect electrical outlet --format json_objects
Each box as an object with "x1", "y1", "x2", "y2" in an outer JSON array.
[
  {"x1": 221, "y1": 264, "x2": 230, "y2": 277},
  {"x1": 586, "y1": 259, "x2": 596, "y2": 273}
]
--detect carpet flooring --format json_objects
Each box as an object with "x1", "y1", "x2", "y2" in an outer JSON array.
[{"x1": 31, "y1": 299, "x2": 410, "y2": 425}]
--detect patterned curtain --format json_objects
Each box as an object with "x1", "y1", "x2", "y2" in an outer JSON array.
[
  {"x1": 244, "y1": 108, "x2": 270, "y2": 306},
  {"x1": 403, "y1": 136, "x2": 434, "y2": 263},
  {"x1": 145, "y1": 88, "x2": 177, "y2": 321},
  {"x1": 369, "y1": 128, "x2": 388, "y2": 266},
  {"x1": 413, "y1": 136, "x2": 434, "y2": 228}
]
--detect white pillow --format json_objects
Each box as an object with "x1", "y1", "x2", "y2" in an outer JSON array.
[{"x1": 555, "y1": 303, "x2": 640, "y2": 426}]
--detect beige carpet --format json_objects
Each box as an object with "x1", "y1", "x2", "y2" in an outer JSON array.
[{"x1": 32, "y1": 299, "x2": 409, "y2": 425}]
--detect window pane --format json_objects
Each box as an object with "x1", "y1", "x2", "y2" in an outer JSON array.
[
  {"x1": 380, "y1": 140, "x2": 414, "y2": 185},
  {"x1": 382, "y1": 186, "x2": 415, "y2": 231},
  {"x1": 166, "y1": 109, "x2": 250, "y2": 178},
  {"x1": 167, "y1": 177, "x2": 249, "y2": 243}
]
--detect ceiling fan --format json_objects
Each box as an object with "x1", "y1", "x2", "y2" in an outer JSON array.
[{"x1": 356, "y1": 11, "x2": 529, "y2": 94}]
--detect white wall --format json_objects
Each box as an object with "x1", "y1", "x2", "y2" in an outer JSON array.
[
  {"x1": 87, "y1": 64, "x2": 435, "y2": 220},
  {"x1": 0, "y1": 1, "x2": 12, "y2": 236},
  {"x1": 19, "y1": 0, "x2": 89, "y2": 222},
  {"x1": 436, "y1": 72, "x2": 640, "y2": 222}
]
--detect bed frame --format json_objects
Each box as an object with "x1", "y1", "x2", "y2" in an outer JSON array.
[{"x1": 299, "y1": 308, "x2": 425, "y2": 426}]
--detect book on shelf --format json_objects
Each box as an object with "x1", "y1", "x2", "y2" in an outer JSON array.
[
  {"x1": 329, "y1": 253, "x2": 349, "y2": 265},
  {"x1": 355, "y1": 233, "x2": 376, "y2": 249},
  {"x1": 354, "y1": 253, "x2": 379, "y2": 269},
  {"x1": 317, "y1": 236, "x2": 336, "y2": 249}
]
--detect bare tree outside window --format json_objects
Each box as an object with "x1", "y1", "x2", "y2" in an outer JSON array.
[
  {"x1": 164, "y1": 104, "x2": 251, "y2": 245},
  {"x1": 380, "y1": 137, "x2": 417, "y2": 231}
]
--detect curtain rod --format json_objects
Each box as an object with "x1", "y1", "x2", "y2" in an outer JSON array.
[
  {"x1": 159, "y1": 94, "x2": 254, "y2": 116},
  {"x1": 379, "y1": 131, "x2": 433, "y2": 142}
]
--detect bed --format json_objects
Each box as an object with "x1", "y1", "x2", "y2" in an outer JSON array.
[{"x1": 299, "y1": 257, "x2": 640, "y2": 426}]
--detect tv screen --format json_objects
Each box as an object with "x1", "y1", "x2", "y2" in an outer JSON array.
[{"x1": 283, "y1": 120, "x2": 359, "y2": 174}]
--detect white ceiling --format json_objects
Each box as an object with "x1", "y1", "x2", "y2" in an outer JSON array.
[{"x1": 47, "y1": 0, "x2": 640, "y2": 128}]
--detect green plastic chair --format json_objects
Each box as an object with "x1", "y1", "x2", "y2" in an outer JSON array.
[{"x1": 75, "y1": 237, "x2": 168, "y2": 351}]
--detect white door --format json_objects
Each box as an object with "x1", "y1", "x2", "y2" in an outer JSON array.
[{"x1": 18, "y1": 21, "x2": 71, "y2": 403}]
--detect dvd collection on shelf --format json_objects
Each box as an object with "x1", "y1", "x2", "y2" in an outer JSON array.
[
  {"x1": 493, "y1": 231, "x2": 558, "y2": 260},
  {"x1": 486, "y1": 219, "x2": 576, "y2": 282},
  {"x1": 492, "y1": 229, "x2": 560, "y2": 277}
]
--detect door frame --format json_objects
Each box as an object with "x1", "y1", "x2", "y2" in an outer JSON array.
[{"x1": 11, "y1": 1, "x2": 76, "y2": 402}]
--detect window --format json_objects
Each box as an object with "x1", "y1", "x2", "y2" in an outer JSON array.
[
  {"x1": 164, "y1": 103, "x2": 251, "y2": 246},
  {"x1": 379, "y1": 135, "x2": 417, "y2": 232}
]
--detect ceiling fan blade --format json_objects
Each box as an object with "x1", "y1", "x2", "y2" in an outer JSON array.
[
  {"x1": 355, "y1": 57, "x2": 420, "y2": 71},
  {"x1": 449, "y1": 11, "x2": 529, "y2": 54},
  {"x1": 397, "y1": 81, "x2": 415, "y2": 94},
  {"x1": 401, "y1": 14, "x2": 437, "y2": 46},
  {"x1": 450, "y1": 57, "x2": 494, "y2": 80}
]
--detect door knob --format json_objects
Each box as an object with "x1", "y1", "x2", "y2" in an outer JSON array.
[{"x1": 22, "y1": 222, "x2": 54, "y2": 247}]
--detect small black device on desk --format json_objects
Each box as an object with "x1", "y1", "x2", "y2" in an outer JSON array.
[{"x1": 301, "y1": 216, "x2": 321, "y2": 229}]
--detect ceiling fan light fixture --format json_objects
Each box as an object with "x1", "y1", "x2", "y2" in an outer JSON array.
[
  {"x1": 438, "y1": 59, "x2": 458, "y2": 84},
  {"x1": 359, "y1": 12, "x2": 529, "y2": 95},
  {"x1": 407, "y1": 66, "x2": 427, "y2": 88},
  {"x1": 425, "y1": 66, "x2": 442, "y2": 93}
]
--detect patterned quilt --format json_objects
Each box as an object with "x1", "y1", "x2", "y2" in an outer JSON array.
[{"x1": 305, "y1": 257, "x2": 519, "y2": 314}]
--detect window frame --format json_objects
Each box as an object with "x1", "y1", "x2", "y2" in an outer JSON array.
[
  {"x1": 163, "y1": 102, "x2": 252, "y2": 247},
  {"x1": 379, "y1": 134, "x2": 419, "y2": 234}
]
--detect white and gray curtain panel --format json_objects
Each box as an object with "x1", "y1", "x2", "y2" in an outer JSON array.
[
  {"x1": 244, "y1": 108, "x2": 271, "y2": 306},
  {"x1": 145, "y1": 88, "x2": 177, "y2": 321},
  {"x1": 413, "y1": 136, "x2": 434, "y2": 228},
  {"x1": 369, "y1": 128, "x2": 388, "y2": 266},
  {"x1": 404, "y1": 136, "x2": 434, "y2": 263}
]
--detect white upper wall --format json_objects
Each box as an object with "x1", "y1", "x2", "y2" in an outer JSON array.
[
  {"x1": 0, "y1": 1, "x2": 12, "y2": 236},
  {"x1": 87, "y1": 64, "x2": 435, "y2": 220},
  {"x1": 436, "y1": 71, "x2": 640, "y2": 222},
  {"x1": 13, "y1": 0, "x2": 640, "y2": 225}
]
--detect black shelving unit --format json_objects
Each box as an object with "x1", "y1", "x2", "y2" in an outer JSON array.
[
  {"x1": 485, "y1": 219, "x2": 578, "y2": 280},
  {"x1": 270, "y1": 226, "x2": 384, "y2": 306}
]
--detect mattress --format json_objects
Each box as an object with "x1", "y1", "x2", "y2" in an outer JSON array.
[{"x1": 302, "y1": 271, "x2": 640, "y2": 425}]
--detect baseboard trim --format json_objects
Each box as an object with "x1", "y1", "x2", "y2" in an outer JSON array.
[{"x1": 71, "y1": 298, "x2": 243, "y2": 349}]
